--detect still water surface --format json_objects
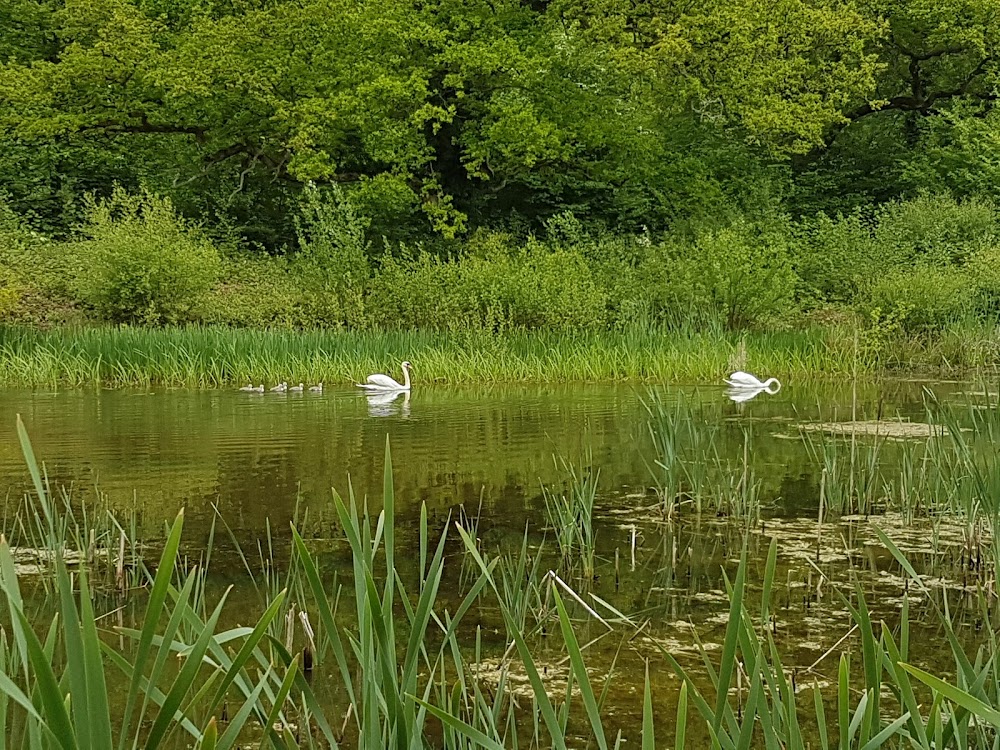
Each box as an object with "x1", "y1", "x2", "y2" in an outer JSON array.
[
  {"x1": 0, "y1": 379, "x2": 961, "y2": 529},
  {"x1": 0, "y1": 379, "x2": 988, "y2": 743}
]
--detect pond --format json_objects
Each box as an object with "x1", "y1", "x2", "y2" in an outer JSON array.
[
  {"x1": 0, "y1": 378, "x2": 995, "y2": 746},
  {"x1": 0, "y1": 378, "x2": 962, "y2": 526}
]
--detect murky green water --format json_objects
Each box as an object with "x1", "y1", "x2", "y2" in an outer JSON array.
[
  {"x1": 0, "y1": 378, "x2": 993, "y2": 744},
  {"x1": 0, "y1": 379, "x2": 962, "y2": 525}
]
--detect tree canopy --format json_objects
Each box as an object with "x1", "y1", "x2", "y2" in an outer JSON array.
[{"x1": 0, "y1": 0, "x2": 997, "y2": 243}]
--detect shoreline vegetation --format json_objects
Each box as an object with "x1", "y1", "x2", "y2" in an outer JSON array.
[
  {"x1": 0, "y1": 323, "x2": 998, "y2": 388},
  {"x1": 3, "y1": 191, "x2": 1000, "y2": 388}
]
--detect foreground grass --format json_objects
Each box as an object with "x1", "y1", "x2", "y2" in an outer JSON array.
[{"x1": 0, "y1": 324, "x2": 869, "y2": 388}]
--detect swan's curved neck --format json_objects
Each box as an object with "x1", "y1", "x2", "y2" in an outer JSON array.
[
  {"x1": 764, "y1": 377, "x2": 781, "y2": 390},
  {"x1": 402, "y1": 365, "x2": 411, "y2": 390}
]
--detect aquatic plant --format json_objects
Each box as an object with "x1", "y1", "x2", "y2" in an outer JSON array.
[
  {"x1": 541, "y1": 453, "x2": 600, "y2": 578},
  {"x1": 0, "y1": 508, "x2": 303, "y2": 749},
  {"x1": 640, "y1": 390, "x2": 687, "y2": 515},
  {"x1": 0, "y1": 325, "x2": 866, "y2": 387}
]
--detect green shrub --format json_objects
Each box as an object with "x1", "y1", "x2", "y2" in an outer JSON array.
[
  {"x1": 635, "y1": 221, "x2": 796, "y2": 330},
  {"x1": 368, "y1": 251, "x2": 463, "y2": 329},
  {"x1": 873, "y1": 193, "x2": 997, "y2": 267},
  {"x1": 76, "y1": 188, "x2": 221, "y2": 325},
  {"x1": 0, "y1": 199, "x2": 83, "y2": 325},
  {"x1": 203, "y1": 255, "x2": 303, "y2": 328},
  {"x1": 966, "y1": 245, "x2": 1000, "y2": 320},
  {"x1": 790, "y1": 209, "x2": 876, "y2": 304},
  {"x1": 791, "y1": 195, "x2": 999, "y2": 307},
  {"x1": 862, "y1": 266, "x2": 974, "y2": 332},
  {"x1": 496, "y1": 242, "x2": 606, "y2": 328},
  {"x1": 367, "y1": 240, "x2": 605, "y2": 330},
  {"x1": 293, "y1": 184, "x2": 369, "y2": 328}
]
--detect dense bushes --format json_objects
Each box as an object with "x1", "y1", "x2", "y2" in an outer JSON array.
[
  {"x1": 2, "y1": 189, "x2": 1000, "y2": 336},
  {"x1": 792, "y1": 194, "x2": 1000, "y2": 332},
  {"x1": 75, "y1": 189, "x2": 221, "y2": 325},
  {"x1": 368, "y1": 241, "x2": 606, "y2": 330}
]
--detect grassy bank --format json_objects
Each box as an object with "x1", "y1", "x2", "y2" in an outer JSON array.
[
  {"x1": 0, "y1": 323, "x2": 998, "y2": 388},
  {"x1": 0, "y1": 324, "x2": 871, "y2": 388}
]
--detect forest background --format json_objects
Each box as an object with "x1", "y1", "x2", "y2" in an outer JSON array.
[{"x1": 2, "y1": 0, "x2": 1000, "y2": 350}]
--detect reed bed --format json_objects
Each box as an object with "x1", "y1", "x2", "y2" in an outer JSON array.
[{"x1": 0, "y1": 325, "x2": 866, "y2": 387}]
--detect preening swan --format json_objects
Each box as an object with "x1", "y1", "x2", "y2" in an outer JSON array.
[
  {"x1": 357, "y1": 361, "x2": 412, "y2": 392},
  {"x1": 725, "y1": 371, "x2": 781, "y2": 390}
]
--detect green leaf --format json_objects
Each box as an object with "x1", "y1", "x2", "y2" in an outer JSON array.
[
  {"x1": 553, "y1": 586, "x2": 609, "y2": 750},
  {"x1": 118, "y1": 510, "x2": 185, "y2": 750},
  {"x1": 901, "y1": 662, "x2": 1000, "y2": 727},
  {"x1": 713, "y1": 543, "x2": 748, "y2": 735},
  {"x1": 675, "y1": 680, "x2": 688, "y2": 750},
  {"x1": 642, "y1": 662, "x2": 655, "y2": 750}
]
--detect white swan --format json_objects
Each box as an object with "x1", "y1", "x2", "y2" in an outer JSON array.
[
  {"x1": 289, "y1": 383, "x2": 304, "y2": 392},
  {"x1": 725, "y1": 371, "x2": 781, "y2": 390},
  {"x1": 238, "y1": 383, "x2": 255, "y2": 392},
  {"x1": 357, "y1": 361, "x2": 412, "y2": 392},
  {"x1": 309, "y1": 383, "x2": 323, "y2": 392},
  {"x1": 270, "y1": 382, "x2": 288, "y2": 393}
]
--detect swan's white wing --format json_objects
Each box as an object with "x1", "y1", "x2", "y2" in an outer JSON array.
[
  {"x1": 725, "y1": 371, "x2": 762, "y2": 388},
  {"x1": 365, "y1": 373, "x2": 403, "y2": 389}
]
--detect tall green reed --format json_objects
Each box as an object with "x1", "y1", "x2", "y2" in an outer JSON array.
[
  {"x1": 0, "y1": 325, "x2": 865, "y2": 387},
  {"x1": 541, "y1": 453, "x2": 600, "y2": 578}
]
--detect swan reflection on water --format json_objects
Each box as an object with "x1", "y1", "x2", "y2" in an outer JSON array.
[
  {"x1": 726, "y1": 386, "x2": 770, "y2": 403},
  {"x1": 365, "y1": 389, "x2": 411, "y2": 417}
]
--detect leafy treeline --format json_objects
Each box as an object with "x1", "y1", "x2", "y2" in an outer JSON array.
[{"x1": 1, "y1": 0, "x2": 1000, "y2": 333}]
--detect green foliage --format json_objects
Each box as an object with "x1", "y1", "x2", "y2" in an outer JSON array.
[
  {"x1": 637, "y1": 222, "x2": 796, "y2": 330},
  {"x1": 0, "y1": 199, "x2": 81, "y2": 325},
  {"x1": 292, "y1": 184, "x2": 370, "y2": 328},
  {"x1": 791, "y1": 210, "x2": 876, "y2": 304},
  {"x1": 900, "y1": 110, "x2": 1000, "y2": 201},
  {"x1": 863, "y1": 266, "x2": 973, "y2": 333},
  {"x1": 872, "y1": 194, "x2": 998, "y2": 267},
  {"x1": 76, "y1": 188, "x2": 221, "y2": 325},
  {"x1": 3, "y1": 0, "x2": 1000, "y2": 340},
  {"x1": 368, "y1": 240, "x2": 606, "y2": 330},
  {"x1": 202, "y1": 255, "x2": 303, "y2": 328},
  {"x1": 793, "y1": 195, "x2": 1000, "y2": 330}
]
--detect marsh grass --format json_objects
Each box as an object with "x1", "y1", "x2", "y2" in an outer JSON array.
[
  {"x1": 8, "y1": 414, "x2": 143, "y2": 593},
  {"x1": 542, "y1": 453, "x2": 600, "y2": 579},
  {"x1": 0, "y1": 325, "x2": 865, "y2": 387},
  {"x1": 642, "y1": 393, "x2": 762, "y2": 521}
]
